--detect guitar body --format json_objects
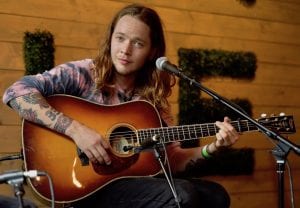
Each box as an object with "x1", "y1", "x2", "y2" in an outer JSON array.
[{"x1": 22, "y1": 95, "x2": 162, "y2": 203}]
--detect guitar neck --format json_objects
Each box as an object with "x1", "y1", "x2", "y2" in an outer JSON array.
[{"x1": 137, "y1": 120, "x2": 257, "y2": 144}]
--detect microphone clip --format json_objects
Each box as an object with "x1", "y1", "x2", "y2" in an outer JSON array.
[{"x1": 134, "y1": 135, "x2": 161, "y2": 153}]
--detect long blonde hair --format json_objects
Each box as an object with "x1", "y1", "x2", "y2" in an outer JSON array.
[{"x1": 93, "y1": 4, "x2": 175, "y2": 112}]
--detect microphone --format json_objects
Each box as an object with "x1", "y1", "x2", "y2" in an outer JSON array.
[
  {"x1": 0, "y1": 170, "x2": 46, "y2": 184},
  {"x1": 134, "y1": 135, "x2": 161, "y2": 153},
  {"x1": 140, "y1": 135, "x2": 160, "y2": 148},
  {"x1": 156, "y1": 57, "x2": 182, "y2": 76}
]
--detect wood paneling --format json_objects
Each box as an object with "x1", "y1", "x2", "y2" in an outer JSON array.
[
  {"x1": 0, "y1": 13, "x2": 104, "y2": 49},
  {"x1": 166, "y1": 33, "x2": 300, "y2": 65},
  {"x1": 1, "y1": 0, "x2": 299, "y2": 207},
  {"x1": 121, "y1": 0, "x2": 300, "y2": 24},
  {"x1": 0, "y1": 125, "x2": 22, "y2": 152},
  {"x1": 0, "y1": 0, "x2": 124, "y2": 24}
]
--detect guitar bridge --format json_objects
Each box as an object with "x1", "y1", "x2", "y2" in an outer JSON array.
[{"x1": 77, "y1": 148, "x2": 89, "y2": 166}]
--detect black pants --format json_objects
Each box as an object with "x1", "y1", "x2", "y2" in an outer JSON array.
[
  {"x1": 0, "y1": 195, "x2": 37, "y2": 208},
  {"x1": 71, "y1": 177, "x2": 230, "y2": 208}
]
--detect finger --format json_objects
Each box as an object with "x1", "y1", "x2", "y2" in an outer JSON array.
[
  {"x1": 224, "y1": 116, "x2": 231, "y2": 123},
  {"x1": 222, "y1": 119, "x2": 239, "y2": 143},
  {"x1": 85, "y1": 150, "x2": 99, "y2": 164},
  {"x1": 95, "y1": 145, "x2": 111, "y2": 165},
  {"x1": 223, "y1": 122, "x2": 238, "y2": 136},
  {"x1": 89, "y1": 147, "x2": 105, "y2": 164},
  {"x1": 217, "y1": 119, "x2": 238, "y2": 139},
  {"x1": 215, "y1": 132, "x2": 225, "y2": 146},
  {"x1": 216, "y1": 121, "x2": 230, "y2": 138},
  {"x1": 100, "y1": 138, "x2": 110, "y2": 149}
]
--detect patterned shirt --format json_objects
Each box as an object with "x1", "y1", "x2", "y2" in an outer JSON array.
[{"x1": 2, "y1": 59, "x2": 173, "y2": 125}]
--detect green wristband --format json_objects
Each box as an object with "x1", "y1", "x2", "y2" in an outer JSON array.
[{"x1": 201, "y1": 144, "x2": 212, "y2": 159}]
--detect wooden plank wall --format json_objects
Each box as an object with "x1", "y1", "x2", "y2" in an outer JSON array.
[{"x1": 0, "y1": 0, "x2": 300, "y2": 207}]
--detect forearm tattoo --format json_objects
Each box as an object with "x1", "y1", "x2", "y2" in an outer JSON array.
[
  {"x1": 9, "y1": 99, "x2": 21, "y2": 111},
  {"x1": 53, "y1": 115, "x2": 72, "y2": 134},
  {"x1": 45, "y1": 109, "x2": 60, "y2": 121},
  {"x1": 22, "y1": 109, "x2": 44, "y2": 125},
  {"x1": 20, "y1": 94, "x2": 50, "y2": 125},
  {"x1": 23, "y1": 93, "x2": 49, "y2": 108},
  {"x1": 10, "y1": 97, "x2": 44, "y2": 124},
  {"x1": 10, "y1": 94, "x2": 72, "y2": 134}
]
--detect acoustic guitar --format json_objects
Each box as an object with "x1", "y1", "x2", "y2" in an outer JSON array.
[{"x1": 22, "y1": 95, "x2": 295, "y2": 203}]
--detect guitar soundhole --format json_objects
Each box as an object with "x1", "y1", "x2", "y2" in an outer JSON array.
[{"x1": 109, "y1": 125, "x2": 137, "y2": 156}]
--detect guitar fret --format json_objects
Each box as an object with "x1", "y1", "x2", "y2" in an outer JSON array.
[
  {"x1": 153, "y1": 128, "x2": 158, "y2": 140},
  {"x1": 169, "y1": 127, "x2": 173, "y2": 141},
  {"x1": 204, "y1": 124, "x2": 209, "y2": 136},
  {"x1": 190, "y1": 125, "x2": 197, "y2": 139},
  {"x1": 208, "y1": 124, "x2": 213, "y2": 136},
  {"x1": 214, "y1": 124, "x2": 218, "y2": 135},
  {"x1": 146, "y1": 129, "x2": 150, "y2": 140},
  {"x1": 137, "y1": 130, "x2": 142, "y2": 144},
  {"x1": 164, "y1": 127, "x2": 169, "y2": 143},
  {"x1": 187, "y1": 126, "x2": 191, "y2": 139},
  {"x1": 142, "y1": 130, "x2": 147, "y2": 142},
  {"x1": 246, "y1": 121, "x2": 250, "y2": 131},
  {"x1": 169, "y1": 127, "x2": 176, "y2": 141},
  {"x1": 237, "y1": 121, "x2": 242, "y2": 133},
  {"x1": 209, "y1": 124, "x2": 213, "y2": 136},
  {"x1": 181, "y1": 126, "x2": 186, "y2": 141},
  {"x1": 175, "y1": 126, "x2": 180, "y2": 141},
  {"x1": 244, "y1": 121, "x2": 250, "y2": 132},
  {"x1": 150, "y1": 128, "x2": 155, "y2": 140},
  {"x1": 161, "y1": 127, "x2": 166, "y2": 143},
  {"x1": 166, "y1": 127, "x2": 171, "y2": 142},
  {"x1": 200, "y1": 124, "x2": 203, "y2": 137},
  {"x1": 171, "y1": 127, "x2": 175, "y2": 142}
]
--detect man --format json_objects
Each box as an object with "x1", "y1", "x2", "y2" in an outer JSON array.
[{"x1": 3, "y1": 4, "x2": 239, "y2": 207}]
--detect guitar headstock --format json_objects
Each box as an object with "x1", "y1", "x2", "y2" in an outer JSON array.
[{"x1": 257, "y1": 113, "x2": 296, "y2": 134}]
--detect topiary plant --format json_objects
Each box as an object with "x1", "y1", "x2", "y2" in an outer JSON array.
[
  {"x1": 23, "y1": 29, "x2": 55, "y2": 75},
  {"x1": 177, "y1": 48, "x2": 257, "y2": 175}
]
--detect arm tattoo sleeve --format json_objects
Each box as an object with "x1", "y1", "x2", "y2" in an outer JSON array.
[
  {"x1": 9, "y1": 99, "x2": 21, "y2": 111},
  {"x1": 10, "y1": 98, "x2": 44, "y2": 124},
  {"x1": 45, "y1": 109, "x2": 60, "y2": 121},
  {"x1": 23, "y1": 93, "x2": 49, "y2": 108},
  {"x1": 53, "y1": 114, "x2": 72, "y2": 134},
  {"x1": 9, "y1": 93, "x2": 73, "y2": 135}
]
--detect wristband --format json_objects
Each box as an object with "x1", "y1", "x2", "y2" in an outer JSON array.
[{"x1": 201, "y1": 144, "x2": 212, "y2": 159}]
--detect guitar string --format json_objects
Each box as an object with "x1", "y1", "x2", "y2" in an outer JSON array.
[
  {"x1": 108, "y1": 117, "x2": 287, "y2": 140},
  {"x1": 106, "y1": 120, "x2": 261, "y2": 143},
  {"x1": 106, "y1": 117, "x2": 289, "y2": 143}
]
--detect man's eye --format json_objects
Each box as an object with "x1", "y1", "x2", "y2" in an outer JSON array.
[
  {"x1": 134, "y1": 41, "x2": 144, "y2": 48},
  {"x1": 115, "y1": 36, "x2": 124, "y2": 41}
]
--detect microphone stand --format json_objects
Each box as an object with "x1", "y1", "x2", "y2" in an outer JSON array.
[
  {"x1": 153, "y1": 144, "x2": 181, "y2": 208},
  {"x1": 7, "y1": 176, "x2": 26, "y2": 208},
  {"x1": 170, "y1": 68, "x2": 300, "y2": 208},
  {"x1": 134, "y1": 137, "x2": 181, "y2": 208},
  {"x1": 1, "y1": 153, "x2": 26, "y2": 208}
]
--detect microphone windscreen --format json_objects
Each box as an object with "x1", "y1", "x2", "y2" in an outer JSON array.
[{"x1": 155, "y1": 57, "x2": 168, "y2": 70}]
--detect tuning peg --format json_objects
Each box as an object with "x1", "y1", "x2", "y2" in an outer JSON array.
[
  {"x1": 261, "y1": 113, "x2": 267, "y2": 118},
  {"x1": 279, "y1": 112, "x2": 285, "y2": 116}
]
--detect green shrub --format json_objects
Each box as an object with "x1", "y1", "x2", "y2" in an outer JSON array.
[{"x1": 23, "y1": 29, "x2": 55, "y2": 75}]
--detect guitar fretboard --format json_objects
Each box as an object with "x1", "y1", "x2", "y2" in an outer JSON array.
[{"x1": 137, "y1": 120, "x2": 258, "y2": 144}]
